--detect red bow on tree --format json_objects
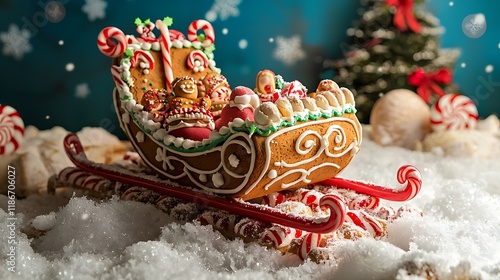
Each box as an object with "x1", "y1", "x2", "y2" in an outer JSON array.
[
  {"x1": 386, "y1": 0, "x2": 422, "y2": 33},
  {"x1": 408, "y1": 68, "x2": 452, "y2": 103}
]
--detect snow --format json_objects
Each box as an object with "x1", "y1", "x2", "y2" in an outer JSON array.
[
  {"x1": 0, "y1": 24, "x2": 33, "y2": 60},
  {"x1": 273, "y1": 36, "x2": 306, "y2": 66},
  {"x1": 81, "y1": 0, "x2": 107, "y2": 22},
  {"x1": 206, "y1": 0, "x2": 241, "y2": 21},
  {"x1": 1, "y1": 131, "x2": 500, "y2": 279},
  {"x1": 75, "y1": 83, "x2": 91, "y2": 99}
]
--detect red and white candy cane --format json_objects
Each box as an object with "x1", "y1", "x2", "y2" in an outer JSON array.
[
  {"x1": 82, "y1": 174, "x2": 112, "y2": 193},
  {"x1": 57, "y1": 167, "x2": 89, "y2": 186},
  {"x1": 298, "y1": 189, "x2": 323, "y2": 208},
  {"x1": 97, "y1": 27, "x2": 128, "y2": 58},
  {"x1": 187, "y1": 19, "x2": 215, "y2": 47},
  {"x1": 155, "y1": 19, "x2": 174, "y2": 92},
  {"x1": 234, "y1": 218, "x2": 269, "y2": 239},
  {"x1": 121, "y1": 186, "x2": 148, "y2": 200},
  {"x1": 169, "y1": 29, "x2": 186, "y2": 41},
  {"x1": 396, "y1": 164, "x2": 422, "y2": 201},
  {"x1": 345, "y1": 210, "x2": 385, "y2": 237},
  {"x1": 0, "y1": 105, "x2": 24, "y2": 155},
  {"x1": 187, "y1": 50, "x2": 209, "y2": 73},
  {"x1": 347, "y1": 194, "x2": 379, "y2": 210},
  {"x1": 369, "y1": 205, "x2": 396, "y2": 220},
  {"x1": 199, "y1": 211, "x2": 236, "y2": 232},
  {"x1": 430, "y1": 93, "x2": 478, "y2": 132},
  {"x1": 56, "y1": 167, "x2": 112, "y2": 192},
  {"x1": 318, "y1": 194, "x2": 346, "y2": 231},
  {"x1": 261, "y1": 225, "x2": 304, "y2": 248},
  {"x1": 110, "y1": 65, "x2": 126, "y2": 88},
  {"x1": 299, "y1": 233, "x2": 322, "y2": 261},
  {"x1": 262, "y1": 192, "x2": 286, "y2": 207},
  {"x1": 131, "y1": 50, "x2": 155, "y2": 70}
]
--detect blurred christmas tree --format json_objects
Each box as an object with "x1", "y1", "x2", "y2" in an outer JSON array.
[{"x1": 323, "y1": 0, "x2": 460, "y2": 123}]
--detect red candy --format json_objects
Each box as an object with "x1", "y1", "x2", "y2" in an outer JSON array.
[{"x1": 430, "y1": 93, "x2": 478, "y2": 132}]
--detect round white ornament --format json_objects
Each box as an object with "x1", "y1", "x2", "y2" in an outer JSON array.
[{"x1": 370, "y1": 89, "x2": 431, "y2": 149}]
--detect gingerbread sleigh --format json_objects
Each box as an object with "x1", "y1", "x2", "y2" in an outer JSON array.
[{"x1": 56, "y1": 17, "x2": 422, "y2": 251}]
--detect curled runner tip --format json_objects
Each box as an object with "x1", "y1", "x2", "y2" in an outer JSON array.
[
  {"x1": 317, "y1": 164, "x2": 423, "y2": 202},
  {"x1": 396, "y1": 164, "x2": 422, "y2": 201}
]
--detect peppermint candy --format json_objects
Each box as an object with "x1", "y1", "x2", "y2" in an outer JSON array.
[
  {"x1": 430, "y1": 93, "x2": 478, "y2": 132},
  {"x1": 97, "y1": 27, "x2": 127, "y2": 58},
  {"x1": 0, "y1": 105, "x2": 24, "y2": 155},
  {"x1": 261, "y1": 225, "x2": 304, "y2": 248}
]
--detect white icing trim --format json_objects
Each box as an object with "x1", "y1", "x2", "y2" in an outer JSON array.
[
  {"x1": 244, "y1": 117, "x2": 361, "y2": 196},
  {"x1": 136, "y1": 131, "x2": 145, "y2": 143},
  {"x1": 228, "y1": 154, "x2": 240, "y2": 168},
  {"x1": 149, "y1": 132, "x2": 256, "y2": 194},
  {"x1": 212, "y1": 173, "x2": 224, "y2": 188}
]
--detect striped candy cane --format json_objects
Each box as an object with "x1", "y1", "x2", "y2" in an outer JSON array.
[
  {"x1": 319, "y1": 194, "x2": 346, "y2": 232},
  {"x1": 199, "y1": 211, "x2": 236, "y2": 232},
  {"x1": 261, "y1": 225, "x2": 304, "y2": 248},
  {"x1": 110, "y1": 65, "x2": 126, "y2": 88},
  {"x1": 345, "y1": 210, "x2": 385, "y2": 237},
  {"x1": 169, "y1": 29, "x2": 186, "y2": 41},
  {"x1": 130, "y1": 50, "x2": 155, "y2": 70},
  {"x1": 187, "y1": 19, "x2": 215, "y2": 47},
  {"x1": 234, "y1": 218, "x2": 270, "y2": 239},
  {"x1": 397, "y1": 165, "x2": 422, "y2": 201},
  {"x1": 97, "y1": 27, "x2": 128, "y2": 58},
  {"x1": 299, "y1": 233, "x2": 322, "y2": 261},
  {"x1": 82, "y1": 174, "x2": 112, "y2": 193},
  {"x1": 187, "y1": 50, "x2": 209, "y2": 73},
  {"x1": 155, "y1": 19, "x2": 174, "y2": 92},
  {"x1": 298, "y1": 189, "x2": 322, "y2": 208},
  {"x1": 57, "y1": 167, "x2": 89, "y2": 186},
  {"x1": 348, "y1": 194, "x2": 380, "y2": 210},
  {"x1": 262, "y1": 192, "x2": 286, "y2": 207}
]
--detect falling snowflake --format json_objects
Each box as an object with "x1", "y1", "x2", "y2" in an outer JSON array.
[
  {"x1": 0, "y1": 24, "x2": 32, "y2": 60},
  {"x1": 272, "y1": 35, "x2": 306, "y2": 66},
  {"x1": 75, "y1": 83, "x2": 90, "y2": 99},
  {"x1": 82, "y1": 0, "x2": 107, "y2": 22},
  {"x1": 206, "y1": 0, "x2": 241, "y2": 21}
]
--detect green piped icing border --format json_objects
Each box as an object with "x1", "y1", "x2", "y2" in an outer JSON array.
[{"x1": 123, "y1": 93, "x2": 356, "y2": 153}]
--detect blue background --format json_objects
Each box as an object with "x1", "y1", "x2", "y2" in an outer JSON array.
[{"x1": 0, "y1": 0, "x2": 498, "y2": 138}]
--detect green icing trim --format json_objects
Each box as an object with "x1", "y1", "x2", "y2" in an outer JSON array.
[{"x1": 122, "y1": 98, "x2": 356, "y2": 154}]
